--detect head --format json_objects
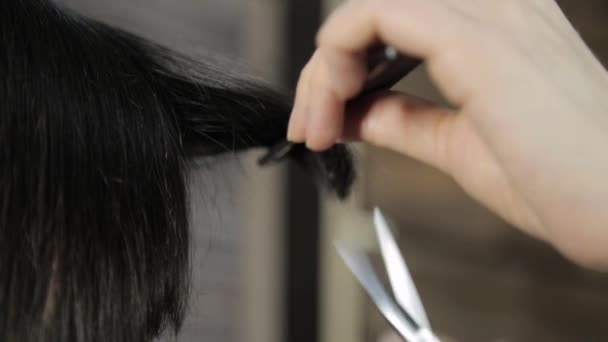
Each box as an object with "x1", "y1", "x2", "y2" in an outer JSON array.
[{"x1": 0, "y1": 1, "x2": 354, "y2": 341}]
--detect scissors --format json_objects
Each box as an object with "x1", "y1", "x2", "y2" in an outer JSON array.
[
  {"x1": 335, "y1": 208, "x2": 441, "y2": 342},
  {"x1": 258, "y1": 46, "x2": 420, "y2": 165}
]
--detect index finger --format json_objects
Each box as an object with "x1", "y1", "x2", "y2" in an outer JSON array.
[{"x1": 317, "y1": 0, "x2": 451, "y2": 61}]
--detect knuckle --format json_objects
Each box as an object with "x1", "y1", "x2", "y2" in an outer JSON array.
[
  {"x1": 432, "y1": 114, "x2": 454, "y2": 173},
  {"x1": 360, "y1": 0, "x2": 377, "y2": 12},
  {"x1": 299, "y1": 62, "x2": 313, "y2": 82},
  {"x1": 427, "y1": 47, "x2": 463, "y2": 78},
  {"x1": 364, "y1": 0, "x2": 394, "y2": 13},
  {"x1": 493, "y1": 1, "x2": 527, "y2": 27},
  {"x1": 307, "y1": 63, "x2": 327, "y2": 91},
  {"x1": 363, "y1": 0, "x2": 399, "y2": 23},
  {"x1": 498, "y1": 1, "x2": 525, "y2": 16}
]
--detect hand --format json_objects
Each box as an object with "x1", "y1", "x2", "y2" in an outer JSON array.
[{"x1": 286, "y1": 0, "x2": 608, "y2": 270}]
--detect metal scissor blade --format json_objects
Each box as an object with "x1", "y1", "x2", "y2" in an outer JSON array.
[
  {"x1": 335, "y1": 242, "x2": 420, "y2": 342},
  {"x1": 374, "y1": 208, "x2": 431, "y2": 329}
]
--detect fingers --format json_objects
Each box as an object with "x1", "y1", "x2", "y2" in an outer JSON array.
[
  {"x1": 287, "y1": 53, "x2": 316, "y2": 142},
  {"x1": 288, "y1": 46, "x2": 367, "y2": 150},
  {"x1": 287, "y1": 0, "x2": 462, "y2": 151},
  {"x1": 317, "y1": 0, "x2": 452, "y2": 59},
  {"x1": 343, "y1": 91, "x2": 456, "y2": 172}
]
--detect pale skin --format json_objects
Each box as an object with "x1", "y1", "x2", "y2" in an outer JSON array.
[{"x1": 286, "y1": 0, "x2": 608, "y2": 270}]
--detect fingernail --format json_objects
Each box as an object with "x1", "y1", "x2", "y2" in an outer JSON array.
[
  {"x1": 306, "y1": 112, "x2": 336, "y2": 152},
  {"x1": 287, "y1": 108, "x2": 306, "y2": 142},
  {"x1": 286, "y1": 114, "x2": 296, "y2": 141}
]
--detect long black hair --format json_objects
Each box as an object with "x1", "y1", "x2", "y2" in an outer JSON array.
[{"x1": 0, "y1": 1, "x2": 354, "y2": 341}]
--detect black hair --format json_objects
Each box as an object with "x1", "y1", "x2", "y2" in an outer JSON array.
[{"x1": 0, "y1": 1, "x2": 354, "y2": 341}]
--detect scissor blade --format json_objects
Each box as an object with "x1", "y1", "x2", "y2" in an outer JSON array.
[
  {"x1": 335, "y1": 242, "x2": 420, "y2": 342},
  {"x1": 374, "y1": 208, "x2": 431, "y2": 329}
]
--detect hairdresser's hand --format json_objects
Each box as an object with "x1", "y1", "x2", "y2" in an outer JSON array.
[{"x1": 287, "y1": 0, "x2": 608, "y2": 270}]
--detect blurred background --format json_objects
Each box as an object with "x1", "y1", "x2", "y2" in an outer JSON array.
[{"x1": 60, "y1": 1, "x2": 608, "y2": 341}]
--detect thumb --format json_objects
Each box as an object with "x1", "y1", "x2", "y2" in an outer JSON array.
[{"x1": 343, "y1": 91, "x2": 456, "y2": 172}]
